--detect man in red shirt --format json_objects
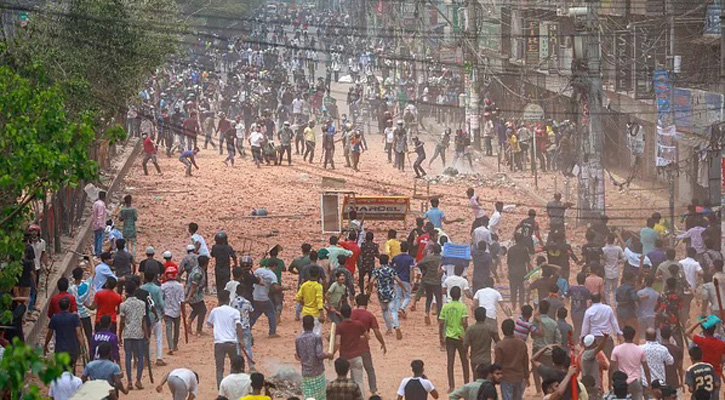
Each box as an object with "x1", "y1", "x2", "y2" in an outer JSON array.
[
  {"x1": 182, "y1": 112, "x2": 200, "y2": 151},
  {"x1": 48, "y1": 277, "x2": 77, "y2": 318},
  {"x1": 339, "y1": 232, "x2": 361, "y2": 275},
  {"x1": 141, "y1": 132, "x2": 162, "y2": 175},
  {"x1": 686, "y1": 317, "x2": 725, "y2": 375},
  {"x1": 87, "y1": 276, "x2": 123, "y2": 334},
  {"x1": 351, "y1": 293, "x2": 386, "y2": 396},
  {"x1": 335, "y1": 303, "x2": 369, "y2": 399},
  {"x1": 415, "y1": 223, "x2": 436, "y2": 262}
]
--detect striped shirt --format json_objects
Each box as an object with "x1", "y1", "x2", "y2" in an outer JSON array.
[{"x1": 514, "y1": 316, "x2": 537, "y2": 341}]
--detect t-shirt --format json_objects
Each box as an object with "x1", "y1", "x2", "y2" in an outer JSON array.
[
  {"x1": 439, "y1": 300, "x2": 468, "y2": 339},
  {"x1": 443, "y1": 275, "x2": 470, "y2": 301},
  {"x1": 169, "y1": 369, "x2": 199, "y2": 396},
  {"x1": 414, "y1": 234, "x2": 431, "y2": 261},
  {"x1": 207, "y1": 305, "x2": 242, "y2": 344},
  {"x1": 391, "y1": 253, "x2": 415, "y2": 283},
  {"x1": 139, "y1": 258, "x2": 163, "y2": 278},
  {"x1": 68, "y1": 280, "x2": 92, "y2": 319},
  {"x1": 327, "y1": 282, "x2": 347, "y2": 309},
  {"x1": 83, "y1": 359, "x2": 122, "y2": 385},
  {"x1": 48, "y1": 292, "x2": 78, "y2": 318},
  {"x1": 351, "y1": 308, "x2": 379, "y2": 353},
  {"x1": 339, "y1": 241, "x2": 361, "y2": 275},
  {"x1": 692, "y1": 334, "x2": 725, "y2": 373},
  {"x1": 566, "y1": 285, "x2": 591, "y2": 315},
  {"x1": 143, "y1": 137, "x2": 156, "y2": 154},
  {"x1": 119, "y1": 207, "x2": 137, "y2": 239},
  {"x1": 113, "y1": 250, "x2": 134, "y2": 277},
  {"x1": 424, "y1": 207, "x2": 445, "y2": 229},
  {"x1": 211, "y1": 244, "x2": 236, "y2": 277},
  {"x1": 685, "y1": 362, "x2": 716, "y2": 399},
  {"x1": 191, "y1": 233, "x2": 210, "y2": 257},
  {"x1": 611, "y1": 343, "x2": 645, "y2": 384},
  {"x1": 119, "y1": 297, "x2": 146, "y2": 340},
  {"x1": 506, "y1": 244, "x2": 530, "y2": 280},
  {"x1": 260, "y1": 257, "x2": 285, "y2": 285},
  {"x1": 337, "y1": 319, "x2": 367, "y2": 359},
  {"x1": 241, "y1": 395, "x2": 272, "y2": 400},
  {"x1": 639, "y1": 227, "x2": 659, "y2": 255},
  {"x1": 49, "y1": 371, "x2": 82, "y2": 400},
  {"x1": 581, "y1": 348, "x2": 602, "y2": 389},
  {"x1": 473, "y1": 288, "x2": 503, "y2": 320},
  {"x1": 219, "y1": 373, "x2": 251, "y2": 400},
  {"x1": 253, "y1": 268, "x2": 278, "y2": 302},
  {"x1": 90, "y1": 330, "x2": 120, "y2": 362},
  {"x1": 94, "y1": 289, "x2": 122, "y2": 323},
  {"x1": 385, "y1": 239, "x2": 402, "y2": 259},
  {"x1": 49, "y1": 312, "x2": 80, "y2": 354},
  {"x1": 397, "y1": 377, "x2": 435, "y2": 400},
  {"x1": 636, "y1": 287, "x2": 659, "y2": 319}
]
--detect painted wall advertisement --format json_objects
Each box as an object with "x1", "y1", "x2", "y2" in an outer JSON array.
[{"x1": 342, "y1": 196, "x2": 410, "y2": 221}]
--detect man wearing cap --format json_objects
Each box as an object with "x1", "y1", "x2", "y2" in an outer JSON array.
[
  {"x1": 581, "y1": 333, "x2": 608, "y2": 400},
  {"x1": 141, "y1": 270, "x2": 166, "y2": 366},
  {"x1": 278, "y1": 121, "x2": 294, "y2": 166},
  {"x1": 139, "y1": 247, "x2": 164, "y2": 283},
  {"x1": 161, "y1": 266, "x2": 184, "y2": 355}
]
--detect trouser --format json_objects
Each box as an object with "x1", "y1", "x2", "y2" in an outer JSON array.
[
  {"x1": 93, "y1": 229, "x2": 104, "y2": 256},
  {"x1": 168, "y1": 375, "x2": 189, "y2": 400},
  {"x1": 295, "y1": 134, "x2": 305, "y2": 154},
  {"x1": 81, "y1": 316, "x2": 93, "y2": 350},
  {"x1": 186, "y1": 136, "x2": 197, "y2": 151},
  {"x1": 595, "y1": 335, "x2": 615, "y2": 360},
  {"x1": 225, "y1": 142, "x2": 235, "y2": 166},
  {"x1": 572, "y1": 311, "x2": 584, "y2": 341},
  {"x1": 445, "y1": 337, "x2": 469, "y2": 390},
  {"x1": 509, "y1": 278, "x2": 525, "y2": 310},
  {"x1": 500, "y1": 381, "x2": 525, "y2": 400},
  {"x1": 361, "y1": 351, "x2": 378, "y2": 394},
  {"x1": 385, "y1": 143, "x2": 392, "y2": 162},
  {"x1": 250, "y1": 299, "x2": 277, "y2": 335},
  {"x1": 429, "y1": 145, "x2": 446, "y2": 166},
  {"x1": 380, "y1": 298, "x2": 399, "y2": 331},
  {"x1": 188, "y1": 301, "x2": 207, "y2": 333},
  {"x1": 215, "y1": 341, "x2": 237, "y2": 388},
  {"x1": 125, "y1": 238, "x2": 137, "y2": 259},
  {"x1": 240, "y1": 328, "x2": 254, "y2": 367},
  {"x1": 236, "y1": 137, "x2": 246, "y2": 156},
  {"x1": 124, "y1": 338, "x2": 144, "y2": 382},
  {"x1": 180, "y1": 158, "x2": 192, "y2": 176},
  {"x1": 204, "y1": 130, "x2": 216, "y2": 149},
  {"x1": 351, "y1": 151, "x2": 360, "y2": 170},
  {"x1": 150, "y1": 320, "x2": 163, "y2": 361},
  {"x1": 28, "y1": 277, "x2": 37, "y2": 311},
  {"x1": 142, "y1": 153, "x2": 161, "y2": 175},
  {"x1": 164, "y1": 131, "x2": 174, "y2": 155},
  {"x1": 324, "y1": 148, "x2": 335, "y2": 169},
  {"x1": 413, "y1": 154, "x2": 426, "y2": 177},
  {"x1": 605, "y1": 278, "x2": 618, "y2": 305},
  {"x1": 359, "y1": 268, "x2": 372, "y2": 294},
  {"x1": 484, "y1": 137, "x2": 493, "y2": 156},
  {"x1": 348, "y1": 356, "x2": 366, "y2": 399},
  {"x1": 395, "y1": 282, "x2": 412, "y2": 312},
  {"x1": 303, "y1": 141, "x2": 315, "y2": 162},
  {"x1": 424, "y1": 284, "x2": 442, "y2": 314},
  {"x1": 394, "y1": 151, "x2": 405, "y2": 171},
  {"x1": 628, "y1": 379, "x2": 643, "y2": 400},
  {"x1": 218, "y1": 132, "x2": 225, "y2": 154},
  {"x1": 344, "y1": 147, "x2": 351, "y2": 166},
  {"x1": 251, "y1": 146, "x2": 262, "y2": 166},
  {"x1": 164, "y1": 315, "x2": 180, "y2": 351},
  {"x1": 681, "y1": 293, "x2": 694, "y2": 325},
  {"x1": 216, "y1": 273, "x2": 230, "y2": 301},
  {"x1": 278, "y1": 145, "x2": 292, "y2": 165}
]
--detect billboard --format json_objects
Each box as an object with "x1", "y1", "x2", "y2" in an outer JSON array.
[{"x1": 342, "y1": 196, "x2": 410, "y2": 221}]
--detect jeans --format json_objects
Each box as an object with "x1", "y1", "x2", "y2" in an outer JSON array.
[
  {"x1": 250, "y1": 299, "x2": 277, "y2": 335},
  {"x1": 303, "y1": 141, "x2": 315, "y2": 162},
  {"x1": 348, "y1": 356, "x2": 366, "y2": 399},
  {"x1": 164, "y1": 315, "x2": 180, "y2": 351},
  {"x1": 395, "y1": 282, "x2": 412, "y2": 312},
  {"x1": 445, "y1": 337, "x2": 469, "y2": 390},
  {"x1": 500, "y1": 381, "x2": 525, "y2": 400},
  {"x1": 124, "y1": 338, "x2": 144, "y2": 382},
  {"x1": 93, "y1": 229, "x2": 104, "y2": 256},
  {"x1": 509, "y1": 278, "x2": 525, "y2": 310},
  {"x1": 605, "y1": 278, "x2": 618, "y2": 305},
  {"x1": 240, "y1": 328, "x2": 254, "y2": 367},
  {"x1": 215, "y1": 341, "x2": 237, "y2": 388},
  {"x1": 251, "y1": 146, "x2": 262, "y2": 166},
  {"x1": 80, "y1": 317, "x2": 93, "y2": 351},
  {"x1": 380, "y1": 298, "x2": 399, "y2": 331},
  {"x1": 168, "y1": 375, "x2": 189, "y2": 400},
  {"x1": 413, "y1": 154, "x2": 426, "y2": 177},
  {"x1": 189, "y1": 301, "x2": 207, "y2": 333},
  {"x1": 361, "y1": 351, "x2": 378, "y2": 393},
  {"x1": 225, "y1": 142, "x2": 235, "y2": 166},
  {"x1": 278, "y1": 144, "x2": 292, "y2": 165},
  {"x1": 424, "y1": 284, "x2": 442, "y2": 315}
]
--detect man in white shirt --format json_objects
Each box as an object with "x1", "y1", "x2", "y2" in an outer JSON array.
[
  {"x1": 442, "y1": 265, "x2": 472, "y2": 302},
  {"x1": 680, "y1": 247, "x2": 703, "y2": 291},
  {"x1": 488, "y1": 202, "x2": 515, "y2": 236},
  {"x1": 156, "y1": 368, "x2": 199, "y2": 400},
  {"x1": 639, "y1": 328, "x2": 673, "y2": 385},
  {"x1": 49, "y1": 371, "x2": 82, "y2": 400},
  {"x1": 188, "y1": 223, "x2": 209, "y2": 258},
  {"x1": 206, "y1": 290, "x2": 247, "y2": 388},
  {"x1": 472, "y1": 217, "x2": 492, "y2": 248},
  {"x1": 467, "y1": 188, "x2": 486, "y2": 231},
  {"x1": 472, "y1": 278, "x2": 510, "y2": 323},
  {"x1": 249, "y1": 128, "x2": 265, "y2": 167},
  {"x1": 219, "y1": 355, "x2": 251, "y2": 400},
  {"x1": 580, "y1": 293, "x2": 623, "y2": 358}
]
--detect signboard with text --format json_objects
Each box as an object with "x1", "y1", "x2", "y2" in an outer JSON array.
[{"x1": 342, "y1": 196, "x2": 410, "y2": 221}]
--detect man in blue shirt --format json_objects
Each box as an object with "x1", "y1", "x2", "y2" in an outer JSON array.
[
  {"x1": 179, "y1": 147, "x2": 200, "y2": 176},
  {"x1": 423, "y1": 198, "x2": 461, "y2": 230},
  {"x1": 93, "y1": 252, "x2": 117, "y2": 292},
  {"x1": 391, "y1": 242, "x2": 416, "y2": 315}
]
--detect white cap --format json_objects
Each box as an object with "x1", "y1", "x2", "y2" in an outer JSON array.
[
  {"x1": 145, "y1": 246, "x2": 155, "y2": 255},
  {"x1": 186, "y1": 244, "x2": 196, "y2": 252},
  {"x1": 583, "y1": 334, "x2": 595, "y2": 347},
  {"x1": 162, "y1": 250, "x2": 172, "y2": 258}
]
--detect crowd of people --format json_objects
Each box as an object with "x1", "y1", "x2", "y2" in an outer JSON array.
[{"x1": 6, "y1": 3, "x2": 725, "y2": 400}]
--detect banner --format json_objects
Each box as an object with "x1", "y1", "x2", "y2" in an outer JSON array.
[
  {"x1": 653, "y1": 70, "x2": 672, "y2": 126},
  {"x1": 656, "y1": 125, "x2": 677, "y2": 167},
  {"x1": 673, "y1": 88, "x2": 692, "y2": 130},
  {"x1": 342, "y1": 196, "x2": 410, "y2": 221},
  {"x1": 525, "y1": 20, "x2": 539, "y2": 67}
]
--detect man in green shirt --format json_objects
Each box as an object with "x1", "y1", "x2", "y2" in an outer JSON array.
[
  {"x1": 438, "y1": 286, "x2": 470, "y2": 393},
  {"x1": 260, "y1": 245, "x2": 286, "y2": 322}
]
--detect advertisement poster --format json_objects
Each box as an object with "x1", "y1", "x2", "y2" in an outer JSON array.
[{"x1": 656, "y1": 125, "x2": 677, "y2": 167}]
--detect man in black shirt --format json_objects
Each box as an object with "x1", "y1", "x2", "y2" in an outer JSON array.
[
  {"x1": 507, "y1": 233, "x2": 531, "y2": 310},
  {"x1": 139, "y1": 247, "x2": 164, "y2": 283}
]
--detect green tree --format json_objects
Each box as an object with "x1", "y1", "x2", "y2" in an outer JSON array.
[{"x1": 0, "y1": 338, "x2": 69, "y2": 400}]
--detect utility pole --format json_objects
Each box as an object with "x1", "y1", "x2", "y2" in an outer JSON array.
[{"x1": 466, "y1": 0, "x2": 481, "y2": 150}]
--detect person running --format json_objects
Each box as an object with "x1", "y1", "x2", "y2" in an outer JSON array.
[
  {"x1": 439, "y1": 286, "x2": 470, "y2": 393},
  {"x1": 90, "y1": 315, "x2": 120, "y2": 363},
  {"x1": 179, "y1": 147, "x2": 200, "y2": 176},
  {"x1": 428, "y1": 128, "x2": 451, "y2": 168},
  {"x1": 352, "y1": 293, "x2": 386, "y2": 396},
  {"x1": 277, "y1": 121, "x2": 294, "y2": 166},
  {"x1": 494, "y1": 319, "x2": 529, "y2": 400},
  {"x1": 118, "y1": 281, "x2": 147, "y2": 391},
  {"x1": 463, "y1": 307, "x2": 500, "y2": 376},
  {"x1": 140, "y1": 271, "x2": 166, "y2": 367},
  {"x1": 250, "y1": 259, "x2": 279, "y2": 338},
  {"x1": 87, "y1": 276, "x2": 122, "y2": 334},
  {"x1": 249, "y1": 127, "x2": 265, "y2": 168},
  {"x1": 368, "y1": 254, "x2": 408, "y2": 340},
  {"x1": 160, "y1": 267, "x2": 183, "y2": 355},
  {"x1": 296, "y1": 315, "x2": 333, "y2": 400},
  {"x1": 44, "y1": 297, "x2": 85, "y2": 375},
  {"x1": 410, "y1": 137, "x2": 426, "y2": 178},
  {"x1": 303, "y1": 120, "x2": 316, "y2": 163},
  {"x1": 685, "y1": 345, "x2": 718, "y2": 400},
  {"x1": 207, "y1": 290, "x2": 248, "y2": 388},
  {"x1": 333, "y1": 304, "x2": 368, "y2": 399},
  {"x1": 141, "y1": 132, "x2": 162, "y2": 175}
]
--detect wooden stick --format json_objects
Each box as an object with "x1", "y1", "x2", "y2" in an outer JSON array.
[{"x1": 328, "y1": 322, "x2": 337, "y2": 362}]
